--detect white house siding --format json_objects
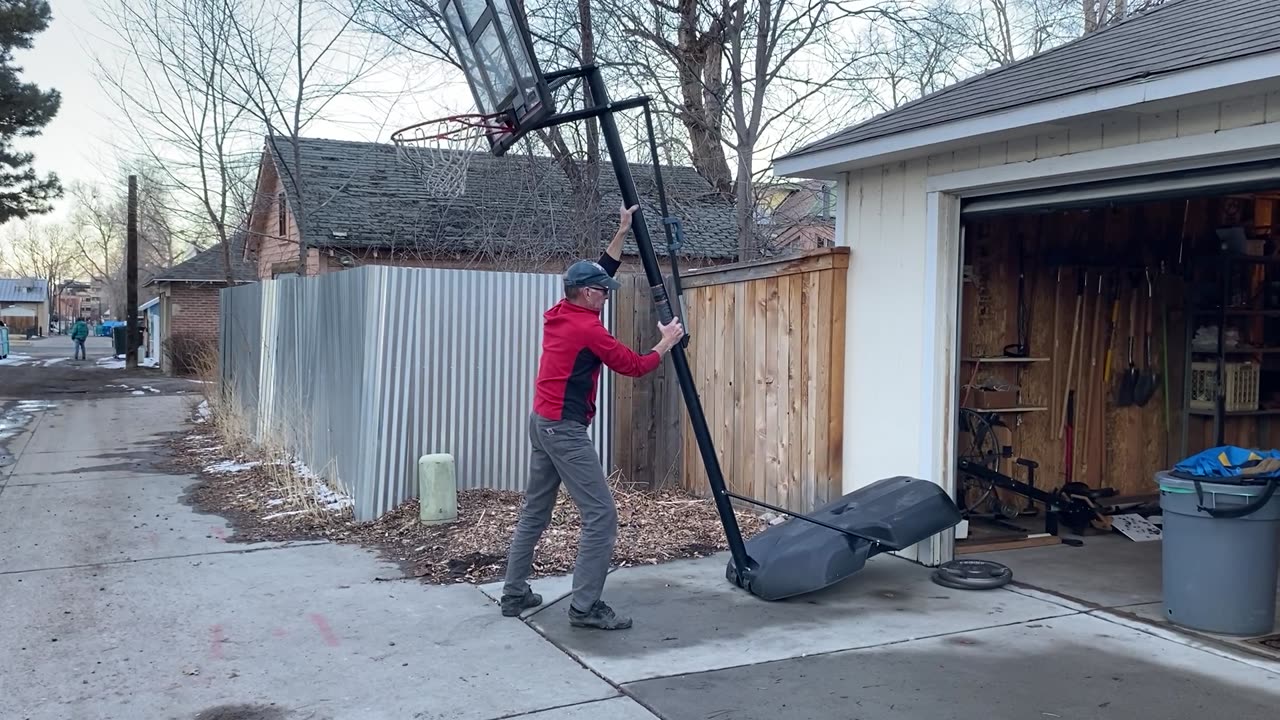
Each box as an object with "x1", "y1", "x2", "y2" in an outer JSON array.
[{"x1": 836, "y1": 90, "x2": 1280, "y2": 563}]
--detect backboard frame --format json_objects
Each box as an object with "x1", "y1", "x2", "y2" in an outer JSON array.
[{"x1": 438, "y1": 0, "x2": 554, "y2": 156}]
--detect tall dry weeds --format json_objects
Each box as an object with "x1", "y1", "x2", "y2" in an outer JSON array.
[{"x1": 187, "y1": 344, "x2": 351, "y2": 521}]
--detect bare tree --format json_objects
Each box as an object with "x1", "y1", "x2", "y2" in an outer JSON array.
[
  {"x1": 67, "y1": 181, "x2": 125, "y2": 304},
  {"x1": 1, "y1": 218, "x2": 77, "y2": 320},
  {"x1": 216, "y1": 0, "x2": 391, "y2": 275},
  {"x1": 94, "y1": 0, "x2": 258, "y2": 284},
  {"x1": 358, "y1": 0, "x2": 607, "y2": 259},
  {"x1": 1085, "y1": 0, "x2": 1167, "y2": 32},
  {"x1": 598, "y1": 0, "x2": 896, "y2": 258},
  {"x1": 943, "y1": 0, "x2": 1080, "y2": 66}
]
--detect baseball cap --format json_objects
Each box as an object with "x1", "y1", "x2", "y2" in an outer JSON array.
[{"x1": 563, "y1": 260, "x2": 622, "y2": 290}]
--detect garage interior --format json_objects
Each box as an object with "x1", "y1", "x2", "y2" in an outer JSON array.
[{"x1": 951, "y1": 164, "x2": 1280, "y2": 659}]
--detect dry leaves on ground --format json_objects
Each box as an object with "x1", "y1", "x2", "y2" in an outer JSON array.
[{"x1": 173, "y1": 415, "x2": 764, "y2": 585}]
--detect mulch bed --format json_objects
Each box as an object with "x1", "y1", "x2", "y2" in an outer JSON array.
[{"x1": 173, "y1": 416, "x2": 765, "y2": 585}]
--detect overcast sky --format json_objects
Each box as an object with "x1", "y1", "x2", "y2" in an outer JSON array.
[{"x1": 2, "y1": 0, "x2": 472, "y2": 235}]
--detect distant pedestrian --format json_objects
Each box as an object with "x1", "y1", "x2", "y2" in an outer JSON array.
[
  {"x1": 499, "y1": 205, "x2": 684, "y2": 631},
  {"x1": 70, "y1": 318, "x2": 89, "y2": 360}
]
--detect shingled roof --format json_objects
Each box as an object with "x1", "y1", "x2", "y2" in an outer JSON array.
[
  {"x1": 779, "y1": 0, "x2": 1280, "y2": 162},
  {"x1": 265, "y1": 135, "x2": 739, "y2": 260},
  {"x1": 146, "y1": 232, "x2": 257, "y2": 285}
]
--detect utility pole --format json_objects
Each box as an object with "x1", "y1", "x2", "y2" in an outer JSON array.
[{"x1": 126, "y1": 175, "x2": 139, "y2": 370}]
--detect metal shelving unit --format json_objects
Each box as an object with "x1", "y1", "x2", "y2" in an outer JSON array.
[{"x1": 1180, "y1": 238, "x2": 1280, "y2": 458}]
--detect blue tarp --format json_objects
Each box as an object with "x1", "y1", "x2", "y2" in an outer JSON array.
[{"x1": 1173, "y1": 446, "x2": 1280, "y2": 479}]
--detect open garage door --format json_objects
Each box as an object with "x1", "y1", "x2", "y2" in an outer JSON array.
[{"x1": 961, "y1": 159, "x2": 1280, "y2": 216}]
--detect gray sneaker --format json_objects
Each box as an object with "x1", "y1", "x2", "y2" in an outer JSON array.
[
  {"x1": 500, "y1": 588, "x2": 542, "y2": 617},
  {"x1": 568, "y1": 600, "x2": 632, "y2": 630}
]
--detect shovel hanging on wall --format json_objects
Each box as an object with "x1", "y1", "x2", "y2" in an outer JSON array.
[
  {"x1": 1115, "y1": 274, "x2": 1140, "y2": 407},
  {"x1": 1134, "y1": 269, "x2": 1159, "y2": 407}
]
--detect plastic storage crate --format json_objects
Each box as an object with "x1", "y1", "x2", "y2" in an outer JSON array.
[{"x1": 1189, "y1": 361, "x2": 1260, "y2": 412}]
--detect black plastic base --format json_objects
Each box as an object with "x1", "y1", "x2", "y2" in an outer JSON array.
[{"x1": 727, "y1": 476, "x2": 963, "y2": 601}]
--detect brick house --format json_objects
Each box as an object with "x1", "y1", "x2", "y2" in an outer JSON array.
[
  {"x1": 243, "y1": 135, "x2": 741, "y2": 279},
  {"x1": 144, "y1": 233, "x2": 257, "y2": 374}
]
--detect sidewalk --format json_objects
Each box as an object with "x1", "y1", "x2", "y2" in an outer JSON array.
[
  {"x1": 0, "y1": 395, "x2": 638, "y2": 720},
  {"x1": 2, "y1": 393, "x2": 1278, "y2": 719}
]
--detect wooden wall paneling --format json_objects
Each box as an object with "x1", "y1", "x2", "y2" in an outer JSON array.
[
  {"x1": 633, "y1": 278, "x2": 655, "y2": 486},
  {"x1": 815, "y1": 266, "x2": 837, "y2": 504},
  {"x1": 773, "y1": 270, "x2": 793, "y2": 509},
  {"x1": 759, "y1": 277, "x2": 776, "y2": 506},
  {"x1": 665, "y1": 249, "x2": 848, "y2": 513},
  {"x1": 826, "y1": 261, "x2": 847, "y2": 503},
  {"x1": 611, "y1": 275, "x2": 638, "y2": 481},
  {"x1": 800, "y1": 268, "x2": 816, "y2": 506},
  {"x1": 957, "y1": 202, "x2": 1192, "y2": 502}
]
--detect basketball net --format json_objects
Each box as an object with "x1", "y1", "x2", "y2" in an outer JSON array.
[{"x1": 391, "y1": 113, "x2": 513, "y2": 197}]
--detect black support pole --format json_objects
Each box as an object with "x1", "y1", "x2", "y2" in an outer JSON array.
[{"x1": 583, "y1": 66, "x2": 755, "y2": 585}]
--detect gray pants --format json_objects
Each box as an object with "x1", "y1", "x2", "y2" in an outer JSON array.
[
  {"x1": 503, "y1": 413, "x2": 617, "y2": 613},
  {"x1": 73, "y1": 339, "x2": 85, "y2": 360}
]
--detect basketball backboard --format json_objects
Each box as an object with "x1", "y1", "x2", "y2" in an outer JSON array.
[{"x1": 438, "y1": 0, "x2": 553, "y2": 156}]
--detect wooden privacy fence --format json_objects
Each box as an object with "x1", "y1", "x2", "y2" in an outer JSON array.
[
  {"x1": 610, "y1": 247, "x2": 849, "y2": 514},
  {"x1": 610, "y1": 272, "x2": 685, "y2": 488}
]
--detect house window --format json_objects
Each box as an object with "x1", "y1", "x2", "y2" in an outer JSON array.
[{"x1": 278, "y1": 192, "x2": 287, "y2": 236}]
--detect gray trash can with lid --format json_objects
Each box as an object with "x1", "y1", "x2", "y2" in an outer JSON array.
[{"x1": 1157, "y1": 470, "x2": 1280, "y2": 636}]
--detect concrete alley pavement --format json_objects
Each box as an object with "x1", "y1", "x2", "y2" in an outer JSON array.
[
  {"x1": 2, "y1": 391, "x2": 1279, "y2": 719},
  {"x1": 0, "y1": 394, "x2": 637, "y2": 720}
]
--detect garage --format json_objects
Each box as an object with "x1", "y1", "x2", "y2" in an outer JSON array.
[
  {"x1": 772, "y1": 0, "x2": 1280, "y2": 659},
  {"x1": 955, "y1": 164, "x2": 1280, "y2": 547}
]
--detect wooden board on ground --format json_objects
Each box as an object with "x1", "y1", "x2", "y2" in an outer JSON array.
[{"x1": 956, "y1": 534, "x2": 1063, "y2": 554}]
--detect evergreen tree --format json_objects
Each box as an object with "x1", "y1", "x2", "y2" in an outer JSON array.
[{"x1": 0, "y1": 0, "x2": 61, "y2": 225}]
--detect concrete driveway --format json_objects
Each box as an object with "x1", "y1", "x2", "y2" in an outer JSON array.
[{"x1": 2, "y1": 388, "x2": 1278, "y2": 719}]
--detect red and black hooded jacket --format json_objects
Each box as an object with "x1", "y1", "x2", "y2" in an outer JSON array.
[{"x1": 532, "y1": 253, "x2": 661, "y2": 425}]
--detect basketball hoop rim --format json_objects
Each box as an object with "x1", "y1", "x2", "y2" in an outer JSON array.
[{"x1": 390, "y1": 111, "x2": 516, "y2": 145}]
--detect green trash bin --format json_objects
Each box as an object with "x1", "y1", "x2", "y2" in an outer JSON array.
[
  {"x1": 112, "y1": 325, "x2": 127, "y2": 356},
  {"x1": 1157, "y1": 470, "x2": 1280, "y2": 636}
]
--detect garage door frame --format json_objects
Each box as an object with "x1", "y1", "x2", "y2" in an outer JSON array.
[{"x1": 918, "y1": 122, "x2": 1280, "y2": 566}]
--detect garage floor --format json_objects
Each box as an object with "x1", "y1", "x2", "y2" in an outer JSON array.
[{"x1": 970, "y1": 533, "x2": 1280, "y2": 661}]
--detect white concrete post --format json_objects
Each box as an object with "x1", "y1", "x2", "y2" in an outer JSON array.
[{"x1": 418, "y1": 454, "x2": 458, "y2": 525}]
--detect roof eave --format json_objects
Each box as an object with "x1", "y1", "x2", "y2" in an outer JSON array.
[
  {"x1": 147, "y1": 277, "x2": 252, "y2": 285},
  {"x1": 773, "y1": 49, "x2": 1280, "y2": 179}
]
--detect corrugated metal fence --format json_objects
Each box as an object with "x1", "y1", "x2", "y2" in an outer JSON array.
[{"x1": 219, "y1": 265, "x2": 612, "y2": 521}]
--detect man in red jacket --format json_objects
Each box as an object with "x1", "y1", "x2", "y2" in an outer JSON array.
[{"x1": 500, "y1": 205, "x2": 685, "y2": 630}]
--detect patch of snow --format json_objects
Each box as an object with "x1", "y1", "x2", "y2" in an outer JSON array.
[
  {"x1": 42, "y1": 357, "x2": 68, "y2": 367},
  {"x1": 266, "y1": 498, "x2": 286, "y2": 507},
  {"x1": 0, "y1": 354, "x2": 33, "y2": 366},
  {"x1": 291, "y1": 460, "x2": 318, "y2": 479},
  {"x1": 141, "y1": 385, "x2": 160, "y2": 394},
  {"x1": 194, "y1": 400, "x2": 212, "y2": 423},
  {"x1": 17, "y1": 400, "x2": 55, "y2": 411},
  {"x1": 131, "y1": 390, "x2": 146, "y2": 396},
  {"x1": 204, "y1": 460, "x2": 261, "y2": 474},
  {"x1": 312, "y1": 480, "x2": 353, "y2": 511},
  {"x1": 141, "y1": 357, "x2": 159, "y2": 368},
  {"x1": 96, "y1": 356, "x2": 126, "y2": 369},
  {"x1": 263, "y1": 510, "x2": 306, "y2": 520}
]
